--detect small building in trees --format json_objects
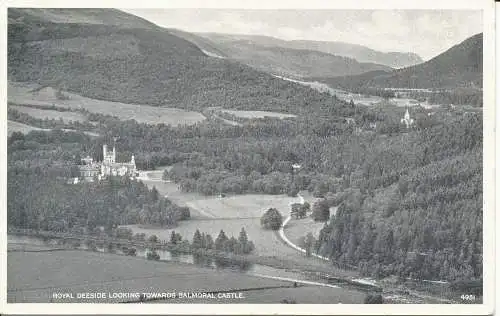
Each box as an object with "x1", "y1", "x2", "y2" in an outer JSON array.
[{"x1": 400, "y1": 108, "x2": 415, "y2": 129}]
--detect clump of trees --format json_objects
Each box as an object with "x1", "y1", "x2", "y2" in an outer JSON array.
[
  {"x1": 364, "y1": 294, "x2": 383, "y2": 304},
  {"x1": 297, "y1": 232, "x2": 317, "y2": 257},
  {"x1": 290, "y1": 202, "x2": 309, "y2": 219},
  {"x1": 146, "y1": 249, "x2": 160, "y2": 261},
  {"x1": 121, "y1": 247, "x2": 137, "y2": 256},
  {"x1": 192, "y1": 228, "x2": 255, "y2": 255},
  {"x1": 260, "y1": 208, "x2": 283, "y2": 230},
  {"x1": 170, "y1": 230, "x2": 183, "y2": 244},
  {"x1": 312, "y1": 200, "x2": 330, "y2": 222},
  {"x1": 55, "y1": 88, "x2": 70, "y2": 100},
  {"x1": 280, "y1": 298, "x2": 297, "y2": 304}
]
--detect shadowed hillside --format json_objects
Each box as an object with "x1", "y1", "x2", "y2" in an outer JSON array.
[
  {"x1": 314, "y1": 33, "x2": 483, "y2": 90},
  {"x1": 173, "y1": 31, "x2": 392, "y2": 78},
  {"x1": 195, "y1": 38, "x2": 392, "y2": 78},
  {"x1": 8, "y1": 8, "x2": 342, "y2": 115}
]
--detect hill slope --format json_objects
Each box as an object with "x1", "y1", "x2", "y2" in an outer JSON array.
[
  {"x1": 169, "y1": 29, "x2": 391, "y2": 78},
  {"x1": 8, "y1": 9, "x2": 342, "y2": 115},
  {"x1": 198, "y1": 32, "x2": 422, "y2": 69},
  {"x1": 8, "y1": 8, "x2": 159, "y2": 30},
  {"x1": 315, "y1": 33, "x2": 483, "y2": 90}
]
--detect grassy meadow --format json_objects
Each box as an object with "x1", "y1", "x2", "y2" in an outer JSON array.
[
  {"x1": 7, "y1": 250, "x2": 292, "y2": 303},
  {"x1": 8, "y1": 82, "x2": 206, "y2": 126},
  {"x1": 10, "y1": 104, "x2": 88, "y2": 123},
  {"x1": 7, "y1": 120, "x2": 49, "y2": 135}
]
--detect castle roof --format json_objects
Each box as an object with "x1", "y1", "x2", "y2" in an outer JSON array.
[{"x1": 78, "y1": 164, "x2": 100, "y2": 171}]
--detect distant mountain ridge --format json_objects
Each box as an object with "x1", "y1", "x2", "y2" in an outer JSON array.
[
  {"x1": 287, "y1": 40, "x2": 423, "y2": 69},
  {"x1": 169, "y1": 29, "x2": 392, "y2": 78},
  {"x1": 314, "y1": 33, "x2": 483, "y2": 90},
  {"x1": 197, "y1": 32, "x2": 423, "y2": 69}
]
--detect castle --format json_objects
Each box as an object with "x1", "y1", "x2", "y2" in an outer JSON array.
[{"x1": 78, "y1": 144, "x2": 137, "y2": 182}]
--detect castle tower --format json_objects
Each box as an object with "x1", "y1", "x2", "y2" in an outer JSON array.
[
  {"x1": 103, "y1": 144, "x2": 108, "y2": 161},
  {"x1": 112, "y1": 145, "x2": 116, "y2": 163}
]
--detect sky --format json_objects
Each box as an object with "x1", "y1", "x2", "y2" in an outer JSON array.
[{"x1": 123, "y1": 9, "x2": 482, "y2": 60}]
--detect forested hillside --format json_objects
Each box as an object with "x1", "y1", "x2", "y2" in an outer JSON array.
[
  {"x1": 172, "y1": 30, "x2": 392, "y2": 78},
  {"x1": 315, "y1": 114, "x2": 482, "y2": 282},
  {"x1": 8, "y1": 8, "x2": 339, "y2": 115},
  {"x1": 314, "y1": 33, "x2": 482, "y2": 90}
]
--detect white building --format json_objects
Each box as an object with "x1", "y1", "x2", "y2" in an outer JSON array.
[
  {"x1": 78, "y1": 144, "x2": 137, "y2": 182},
  {"x1": 400, "y1": 108, "x2": 415, "y2": 129}
]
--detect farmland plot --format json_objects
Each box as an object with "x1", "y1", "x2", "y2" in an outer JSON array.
[
  {"x1": 8, "y1": 120, "x2": 99, "y2": 137},
  {"x1": 8, "y1": 82, "x2": 206, "y2": 126},
  {"x1": 7, "y1": 120, "x2": 49, "y2": 135},
  {"x1": 9, "y1": 105, "x2": 88, "y2": 123}
]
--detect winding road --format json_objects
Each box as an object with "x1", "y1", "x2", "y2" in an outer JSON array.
[{"x1": 279, "y1": 194, "x2": 330, "y2": 261}]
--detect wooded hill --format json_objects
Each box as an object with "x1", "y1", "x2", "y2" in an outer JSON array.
[
  {"x1": 314, "y1": 33, "x2": 483, "y2": 90},
  {"x1": 8, "y1": 8, "x2": 342, "y2": 115},
  {"x1": 171, "y1": 30, "x2": 392, "y2": 78}
]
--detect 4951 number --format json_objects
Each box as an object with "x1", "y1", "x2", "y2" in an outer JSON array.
[{"x1": 460, "y1": 294, "x2": 476, "y2": 301}]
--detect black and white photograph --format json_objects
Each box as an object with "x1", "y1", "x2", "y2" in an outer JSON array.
[{"x1": 1, "y1": 0, "x2": 495, "y2": 314}]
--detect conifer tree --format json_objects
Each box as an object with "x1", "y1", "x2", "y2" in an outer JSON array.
[{"x1": 192, "y1": 229, "x2": 202, "y2": 249}]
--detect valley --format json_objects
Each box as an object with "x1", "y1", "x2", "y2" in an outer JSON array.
[{"x1": 6, "y1": 7, "x2": 484, "y2": 307}]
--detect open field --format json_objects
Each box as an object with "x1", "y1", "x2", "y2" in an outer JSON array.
[
  {"x1": 150, "y1": 285, "x2": 365, "y2": 304},
  {"x1": 139, "y1": 169, "x2": 299, "y2": 219},
  {"x1": 8, "y1": 82, "x2": 206, "y2": 126},
  {"x1": 8, "y1": 249, "x2": 365, "y2": 304},
  {"x1": 136, "y1": 170, "x2": 342, "y2": 267},
  {"x1": 284, "y1": 218, "x2": 326, "y2": 246},
  {"x1": 8, "y1": 120, "x2": 100, "y2": 137},
  {"x1": 7, "y1": 120, "x2": 49, "y2": 135},
  {"x1": 139, "y1": 179, "x2": 207, "y2": 218},
  {"x1": 8, "y1": 243, "x2": 64, "y2": 252},
  {"x1": 135, "y1": 170, "x2": 302, "y2": 258},
  {"x1": 220, "y1": 109, "x2": 296, "y2": 119},
  {"x1": 9, "y1": 104, "x2": 88, "y2": 123},
  {"x1": 7, "y1": 250, "x2": 295, "y2": 303},
  {"x1": 185, "y1": 194, "x2": 299, "y2": 219}
]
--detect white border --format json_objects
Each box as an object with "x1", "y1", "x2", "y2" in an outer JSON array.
[{"x1": 0, "y1": 0, "x2": 495, "y2": 315}]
